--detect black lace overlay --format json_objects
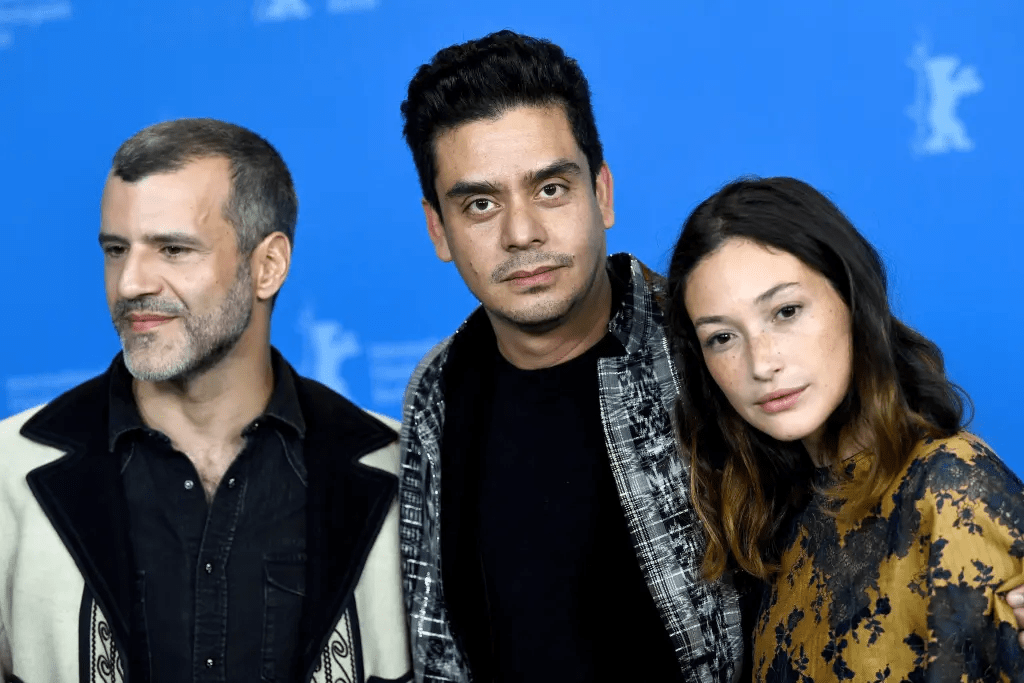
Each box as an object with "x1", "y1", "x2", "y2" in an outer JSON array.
[{"x1": 755, "y1": 434, "x2": 1024, "y2": 682}]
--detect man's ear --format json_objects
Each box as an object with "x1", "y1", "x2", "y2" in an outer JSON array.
[
  {"x1": 423, "y1": 198, "x2": 453, "y2": 262},
  {"x1": 595, "y1": 162, "x2": 615, "y2": 230},
  {"x1": 252, "y1": 232, "x2": 291, "y2": 301}
]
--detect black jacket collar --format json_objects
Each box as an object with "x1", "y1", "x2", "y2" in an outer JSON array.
[{"x1": 19, "y1": 353, "x2": 398, "y2": 682}]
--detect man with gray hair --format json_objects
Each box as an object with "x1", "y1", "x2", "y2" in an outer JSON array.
[{"x1": 0, "y1": 118, "x2": 411, "y2": 683}]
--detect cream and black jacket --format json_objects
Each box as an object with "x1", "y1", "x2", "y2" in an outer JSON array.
[{"x1": 0, "y1": 355, "x2": 411, "y2": 683}]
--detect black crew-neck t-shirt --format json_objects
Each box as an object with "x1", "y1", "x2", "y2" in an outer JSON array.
[{"x1": 465, "y1": 332, "x2": 683, "y2": 682}]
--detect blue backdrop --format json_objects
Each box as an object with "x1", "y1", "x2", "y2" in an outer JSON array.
[{"x1": 1, "y1": 1, "x2": 1020, "y2": 470}]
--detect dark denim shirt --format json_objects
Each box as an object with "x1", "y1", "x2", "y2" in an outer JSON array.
[{"x1": 109, "y1": 351, "x2": 307, "y2": 683}]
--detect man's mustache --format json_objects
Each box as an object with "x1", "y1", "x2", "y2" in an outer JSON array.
[
  {"x1": 491, "y1": 252, "x2": 573, "y2": 283},
  {"x1": 112, "y1": 297, "x2": 186, "y2": 322}
]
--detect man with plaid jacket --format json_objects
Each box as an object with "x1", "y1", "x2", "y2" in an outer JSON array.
[
  {"x1": 393, "y1": 28, "x2": 1024, "y2": 683},
  {"x1": 395, "y1": 31, "x2": 742, "y2": 683}
]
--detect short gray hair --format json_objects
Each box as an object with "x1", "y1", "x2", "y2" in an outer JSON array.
[{"x1": 111, "y1": 118, "x2": 298, "y2": 254}]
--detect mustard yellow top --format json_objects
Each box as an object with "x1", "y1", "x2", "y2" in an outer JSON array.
[{"x1": 754, "y1": 432, "x2": 1024, "y2": 682}]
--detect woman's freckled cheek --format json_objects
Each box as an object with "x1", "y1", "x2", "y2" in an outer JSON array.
[{"x1": 708, "y1": 355, "x2": 738, "y2": 395}]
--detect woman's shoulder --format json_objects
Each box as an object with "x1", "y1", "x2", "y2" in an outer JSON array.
[
  {"x1": 901, "y1": 431, "x2": 1023, "y2": 510},
  {"x1": 910, "y1": 431, "x2": 993, "y2": 465}
]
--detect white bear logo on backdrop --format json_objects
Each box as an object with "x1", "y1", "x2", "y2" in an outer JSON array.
[
  {"x1": 906, "y1": 39, "x2": 983, "y2": 155},
  {"x1": 253, "y1": 0, "x2": 312, "y2": 22},
  {"x1": 0, "y1": 0, "x2": 72, "y2": 49},
  {"x1": 326, "y1": 0, "x2": 378, "y2": 11},
  {"x1": 297, "y1": 308, "x2": 437, "y2": 413},
  {"x1": 253, "y1": 0, "x2": 377, "y2": 22},
  {"x1": 298, "y1": 308, "x2": 361, "y2": 398}
]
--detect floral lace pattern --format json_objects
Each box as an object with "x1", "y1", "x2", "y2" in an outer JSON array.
[{"x1": 755, "y1": 433, "x2": 1024, "y2": 682}]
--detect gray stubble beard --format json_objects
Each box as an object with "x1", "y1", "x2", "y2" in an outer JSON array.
[{"x1": 117, "y1": 262, "x2": 255, "y2": 383}]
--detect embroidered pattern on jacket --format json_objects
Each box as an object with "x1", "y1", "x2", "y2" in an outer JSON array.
[
  {"x1": 310, "y1": 606, "x2": 359, "y2": 683},
  {"x1": 398, "y1": 254, "x2": 742, "y2": 682},
  {"x1": 87, "y1": 598, "x2": 125, "y2": 683}
]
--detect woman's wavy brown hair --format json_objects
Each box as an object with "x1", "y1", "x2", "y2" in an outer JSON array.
[{"x1": 664, "y1": 176, "x2": 969, "y2": 581}]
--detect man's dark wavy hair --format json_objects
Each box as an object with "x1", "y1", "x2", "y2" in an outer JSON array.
[
  {"x1": 665, "y1": 176, "x2": 970, "y2": 581},
  {"x1": 400, "y1": 30, "x2": 604, "y2": 220}
]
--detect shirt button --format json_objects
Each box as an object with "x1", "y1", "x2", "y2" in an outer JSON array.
[
  {"x1": 206, "y1": 658, "x2": 214, "y2": 668},
  {"x1": 205, "y1": 562, "x2": 213, "y2": 574},
  {"x1": 228, "y1": 478, "x2": 237, "y2": 489},
  {"x1": 184, "y1": 479, "x2": 195, "y2": 490}
]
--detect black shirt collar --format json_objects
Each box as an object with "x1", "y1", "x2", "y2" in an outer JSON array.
[{"x1": 107, "y1": 347, "x2": 307, "y2": 453}]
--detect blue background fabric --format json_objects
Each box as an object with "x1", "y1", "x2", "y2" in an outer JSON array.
[{"x1": 1, "y1": 1, "x2": 1019, "y2": 470}]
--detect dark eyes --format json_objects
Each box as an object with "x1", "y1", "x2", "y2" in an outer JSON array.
[
  {"x1": 704, "y1": 332, "x2": 733, "y2": 348},
  {"x1": 101, "y1": 245, "x2": 190, "y2": 258},
  {"x1": 464, "y1": 183, "x2": 567, "y2": 216},
  {"x1": 778, "y1": 305, "x2": 802, "y2": 319},
  {"x1": 776, "y1": 304, "x2": 801, "y2": 320},
  {"x1": 702, "y1": 304, "x2": 803, "y2": 349}
]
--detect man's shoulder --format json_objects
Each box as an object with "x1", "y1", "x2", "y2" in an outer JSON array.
[
  {"x1": 0, "y1": 404, "x2": 68, "y2": 476},
  {"x1": 355, "y1": 411, "x2": 402, "y2": 475},
  {"x1": 292, "y1": 371, "x2": 394, "y2": 423},
  {"x1": 0, "y1": 404, "x2": 48, "y2": 449},
  {"x1": 289, "y1": 370, "x2": 399, "y2": 445},
  {"x1": 0, "y1": 369, "x2": 111, "y2": 467},
  {"x1": 400, "y1": 306, "x2": 499, "y2": 405},
  {"x1": 405, "y1": 335, "x2": 455, "y2": 395},
  {"x1": 364, "y1": 410, "x2": 400, "y2": 433},
  {"x1": 0, "y1": 403, "x2": 46, "y2": 436},
  {"x1": 606, "y1": 253, "x2": 671, "y2": 354}
]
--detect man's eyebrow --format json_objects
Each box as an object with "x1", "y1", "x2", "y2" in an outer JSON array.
[
  {"x1": 445, "y1": 179, "x2": 503, "y2": 200},
  {"x1": 524, "y1": 159, "x2": 583, "y2": 186},
  {"x1": 98, "y1": 232, "x2": 127, "y2": 246},
  {"x1": 443, "y1": 159, "x2": 584, "y2": 201},
  {"x1": 98, "y1": 231, "x2": 205, "y2": 247}
]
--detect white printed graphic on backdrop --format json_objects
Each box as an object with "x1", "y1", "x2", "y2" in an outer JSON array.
[
  {"x1": 299, "y1": 308, "x2": 362, "y2": 397},
  {"x1": 367, "y1": 339, "x2": 437, "y2": 406},
  {"x1": 253, "y1": 0, "x2": 311, "y2": 22},
  {"x1": 906, "y1": 40, "x2": 983, "y2": 155},
  {"x1": 327, "y1": 0, "x2": 378, "y2": 12},
  {"x1": 297, "y1": 308, "x2": 436, "y2": 409},
  {"x1": 254, "y1": 0, "x2": 378, "y2": 22},
  {"x1": 0, "y1": 0, "x2": 72, "y2": 50}
]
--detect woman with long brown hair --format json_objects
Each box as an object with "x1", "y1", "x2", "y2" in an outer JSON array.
[{"x1": 665, "y1": 176, "x2": 1024, "y2": 681}]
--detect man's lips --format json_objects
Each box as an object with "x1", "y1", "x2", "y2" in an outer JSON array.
[
  {"x1": 125, "y1": 314, "x2": 175, "y2": 332},
  {"x1": 756, "y1": 386, "x2": 807, "y2": 414},
  {"x1": 505, "y1": 265, "x2": 561, "y2": 285}
]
